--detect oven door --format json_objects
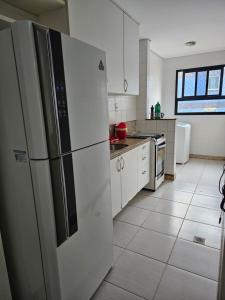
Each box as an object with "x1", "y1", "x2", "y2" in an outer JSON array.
[{"x1": 155, "y1": 142, "x2": 166, "y2": 179}]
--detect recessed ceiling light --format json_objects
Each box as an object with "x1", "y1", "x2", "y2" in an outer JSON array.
[{"x1": 185, "y1": 41, "x2": 197, "y2": 47}]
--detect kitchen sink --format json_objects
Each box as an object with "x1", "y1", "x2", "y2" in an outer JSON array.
[{"x1": 110, "y1": 144, "x2": 128, "y2": 152}]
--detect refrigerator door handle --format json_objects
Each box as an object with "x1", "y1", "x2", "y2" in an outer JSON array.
[{"x1": 49, "y1": 154, "x2": 78, "y2": 246}]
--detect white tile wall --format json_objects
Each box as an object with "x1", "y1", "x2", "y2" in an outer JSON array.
[{"x1": 108, "y1": 95, "x2": 137, "y2": 124}]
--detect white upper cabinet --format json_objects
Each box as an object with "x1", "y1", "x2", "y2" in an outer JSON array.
[
  {"x1": 67, "y1": 0, "x2": 124, "y2": 94},
  {"x1": 103, "y1": 1, "x2": 124, "y2": 94},
  {"x1": 123, "y1": 14, "x2": 139, "y2": 95},
  {"x1": 67, "y1": 0, "x2": 139, "y2": 95}
]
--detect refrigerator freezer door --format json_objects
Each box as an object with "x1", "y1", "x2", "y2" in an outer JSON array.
[
  {"x1": 57, "y1": 141, "x2": 113, "y2": 300},
  {"x1": 12, "y1": 21, "x2": 49, "y2": 159},
  {"x1": 61, "y1": 34, "x2": 109, "y2": 150}
]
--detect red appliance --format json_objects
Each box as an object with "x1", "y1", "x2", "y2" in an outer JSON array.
[{"x1": 115, "y1": 122, "x2": 127, "y2": 140}]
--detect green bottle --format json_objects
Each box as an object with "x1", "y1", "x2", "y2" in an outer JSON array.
[{"x1": 155, "y1": 102, "x2": 161, "y2": 119}]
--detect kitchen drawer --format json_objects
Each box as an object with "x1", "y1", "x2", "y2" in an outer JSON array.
[
  {"x1": 138, "y1": 167, "x2": 149, "y2": 190},
  {"x1": 139, "y1": 142, "x2": 150, "y2": 158},
  {"x1": 137, "y1": 142, "x2": 150, "y2": 190}
]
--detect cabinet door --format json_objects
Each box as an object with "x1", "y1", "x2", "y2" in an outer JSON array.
[
  {"x1": 121, "y1": 148, "x2": 138, "y2": 207},
  {"x1": 124, "y1": 14, "x2": 139, "y2": 95},
  {"x1": 110, "y1": 157, "x2": 122, "y2": 218},
  {"x1": 67, "y1": 0, "x2": 124, "y2": 94},
  {"x1": 104, "y1": 1, "x2": 124, "y2": 94},
  {"x1": 137, "y1": 142, "x2": 150, "y2": 190}
]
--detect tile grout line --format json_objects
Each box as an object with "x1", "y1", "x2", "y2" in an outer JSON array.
[
  {"x1": 110, "y1": 160, "x2": 222, "y2": 300},
  {"x1": 152, "y1": 181, "x2": 197, "y2": 300},
  {"x1": 152, "y1": 160, "x2": 218, "y2": 299}
]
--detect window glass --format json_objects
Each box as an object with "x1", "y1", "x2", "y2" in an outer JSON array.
[
  {"x1": 175, "y1": 65, "x2": 225, "y2": 114},
  {"x1": 208, "y1": 69, "x2": 221, "y2": 95},
  {"x1": 184, "y1": 72, "x2": 196, "y2": 96},
  {"x1": 222, "y1": 67, "x2": 225, "y2": 95},
  {"x1": 177, "y1": 71, "x2": 183, "y2": 98},
  {"x1": 177, "y1": 99, "x2": 225, "y2": 113},
  {"x1": 196, "y1": 71, "x2": 207, "y2": 96}
]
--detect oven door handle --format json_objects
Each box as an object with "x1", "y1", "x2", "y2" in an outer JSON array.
[{"x1": 157, "y1": 143, "x2": 166, "y2": 150}]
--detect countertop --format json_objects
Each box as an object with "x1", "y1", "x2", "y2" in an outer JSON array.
[
  {"x1": 145, "y1": 118, "x2": 177, "y2": 121},
  {"x1": 110, "y1": 137, "x2": 151, "y2": 160}
]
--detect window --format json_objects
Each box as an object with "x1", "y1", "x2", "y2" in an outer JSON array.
[{"x1": 175, "y1": 65, "x2": 225, "y2": 114}]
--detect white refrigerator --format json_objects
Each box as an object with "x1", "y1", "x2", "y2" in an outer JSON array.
[{"x1": 0, "y1": 21, "x2": 113, "y2": 300}]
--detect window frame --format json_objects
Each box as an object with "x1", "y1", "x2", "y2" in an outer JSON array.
[{"x1": 175, "y1": 64, "x2": 225, "y2": 115}]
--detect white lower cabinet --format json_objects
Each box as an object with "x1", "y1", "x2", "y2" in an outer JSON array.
[
  {"x1": 110, "y1": 141, "x2": 150, "y2": 218},
  {"x1": 121, "y1": 148, "x2": 138, "y2": 208},
  {"x1": 137, "y1": 142, "x2": 150, "y2": 190},
  {"x1": 110, "y1": 157, "x2": 122, "y2": 218}
]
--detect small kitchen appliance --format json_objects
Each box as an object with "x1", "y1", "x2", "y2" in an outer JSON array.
[{"x1": 115, "y1": 122, "x2": 127, "y2": 139}]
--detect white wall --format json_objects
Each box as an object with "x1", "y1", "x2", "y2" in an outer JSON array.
[
  {"x1": 162, "y1": 51, "x2": 225, "y2": 157},
  {"x1": 149, "y1": 50, "x2": 163, "y2": 108},
  {"x1": 138, "y1": 41, "x2": 164, "y2": 120}
]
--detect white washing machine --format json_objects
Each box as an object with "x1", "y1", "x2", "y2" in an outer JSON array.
[{"x1": 176, "y1": 122, "x2": 191, "y2": 164}]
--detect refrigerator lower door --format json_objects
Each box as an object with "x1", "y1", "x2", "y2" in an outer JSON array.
[
  {"x1": 30, "y1": 160, "x2": 63, "y2": 300},
  {"x1": 57, "y1": 141, "x2": 113, "y2": 300},
  {"x1": 0, "y1": 233, "x2": 12, "y2": 300},
  {"x1": 61, "y1": 33, "x2": 109, "y2": 150}
]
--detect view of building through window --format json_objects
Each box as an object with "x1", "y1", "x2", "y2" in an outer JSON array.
[{"x1": 175, "y1": 65, "x2": 225, "y2": 114}]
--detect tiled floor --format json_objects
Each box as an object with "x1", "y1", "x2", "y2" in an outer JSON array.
[{"x1": 92, "y1": 159, "x2": 224, "y2": 300}]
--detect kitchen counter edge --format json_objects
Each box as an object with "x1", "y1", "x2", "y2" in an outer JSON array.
[{"x1": 110, "y1": 138, "x2": 151, "y2": 160}]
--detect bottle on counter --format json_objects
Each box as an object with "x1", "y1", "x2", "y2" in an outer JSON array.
[
  {"x1": 150, "y1": 105, "x2": 155, "y2": 119},
  {"x1": 155, "y1": 102, "x2": 161, "y2": 119}
]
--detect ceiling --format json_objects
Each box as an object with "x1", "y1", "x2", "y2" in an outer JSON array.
[
  {"x1": 113, "y1": 0, "x2": 225, "y2": 58},
  {"x1": 4, "y1": 0, "x2": 65, "y2": 15},
  {"x1": 0, "y1": 19, "x2": 10, "y2": 29}
]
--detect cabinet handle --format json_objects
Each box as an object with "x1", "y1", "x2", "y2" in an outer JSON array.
[
  {"x1": 142, "y1": 145, "x2": 146, "y2": 149},
  {"x1": 115, "y1": 102, "x2": 118, "y2": 111},
  {"x1": 142, "y1": 171, "x2": 147, "y2": 175},
  {"x1": 120, "y1": 157, "x2": 125, "y2": 170},
  {"x1": 116, "y1": 159, "x2": 121, "y2": 172},
  {"x1": 142, "y1": 156, "x2": 147, "y2": 160},
  {"x1": 124, "y1": 79, "x2": 128, "y2": 93}
]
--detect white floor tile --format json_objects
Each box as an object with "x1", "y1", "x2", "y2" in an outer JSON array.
[
  {"x1": 116, "y1": 206, "x2": 150, "y2": 226},
  {"x1": 169, "y1": 180, "x2": 197, "y2": 193},
  {"x1": 113, "y1": 221, "x2": 139, "y2": 248},
  {"x1": 191, "y1": 194, "x2": 220, "y2": 210},
  {"x1": 152, "y1": 199, "x2": 188, "y2": 218},
  {"x1": 142, "y1": 211, "x2": 183, "y2": 236},
  {"x1": 113, "y1": 246, "x2": 124, "y2": 263},
  {"x1": 185, "y1": 205, "x2": 221, "y2": 227},
  {"x1": 179, "y1": 220, "x2": 222, "y2": 249},
  {"x1": 155, "y1": 265, "x2": 217, "y2": 300},
  {"x1": 129, "y1": 195, "x2": 159, "y2": 211},
  {"x1": 92, "y1": 282, "x2": 144, "y2": 300},
  {"x1": 132, "y1": 190, "x2": 153, "y2": 201},
  {"x1": 169, "y1": 239, "x2": 220, "y2": 281},
  {"x1": 106, "y1": 250, "x2": 165, "y2": 300},
  {"x1": 196, "y1": 184, "x2": 221, "y2": 197},
  {"x1": 156, "y1": 190, "x2": 193, "y2": 204},
  {"x1": 127, "y1": 228, "x2": 176, "y2": 262}
]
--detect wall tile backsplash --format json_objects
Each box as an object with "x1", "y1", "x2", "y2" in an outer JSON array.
[{"x1": 108, "y1": 95, "x2": 136, "y2": 124}]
